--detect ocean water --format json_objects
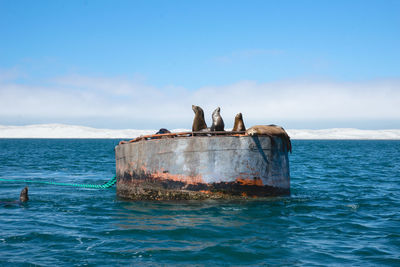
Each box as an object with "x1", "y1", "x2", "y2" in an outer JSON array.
[{"x1": 0, "y1": 139, "x2": 399, "y2": 266}]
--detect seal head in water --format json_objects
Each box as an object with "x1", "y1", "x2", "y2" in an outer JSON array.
[
  {"x1": 19, "y1": 187, "x2": 29, "y2": 202},
  {"x1": 210, "y1": 107, "x2": 225, "y2": 131}
]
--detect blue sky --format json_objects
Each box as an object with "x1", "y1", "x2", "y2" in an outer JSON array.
[{"x1": 0, "y1": 0, "x2": 399, "y2": 129}]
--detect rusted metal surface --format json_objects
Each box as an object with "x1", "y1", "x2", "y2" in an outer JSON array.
[
  {"x1": 119, "y1": 131, "x2": 246, "y2": 145},
  {"x1": 115, "y1": 134, "x2": 290, "y2": 200}
]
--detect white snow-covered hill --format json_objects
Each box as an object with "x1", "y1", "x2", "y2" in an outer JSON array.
[
  {"x1": 0, "y1": 124, "x2": 187, "y2": 139},
  {"x1": 287, "y1": 128, "x2": 400, "y2": 140},
  {"x1": 0, "y1": 124, "x2": 399, "y2": 139}
]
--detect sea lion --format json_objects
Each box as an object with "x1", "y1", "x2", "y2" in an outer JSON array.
[
  {"x1": 232, "y1": 113, "x2": 246, "y2": 132},
  {"x1": 19, "y1": 186, "x2": 29, "y2": 202},
  {"x1": 210, "y1": 107, "x2": 225, "y2": 131},
  {"x1": 192, "y1": 105, "x2": 208, "y2": 131},
  {"x1": 0, "y1": 187, "x2": 29, "y2": 206},
  {"x1": 155, "y1": 128, "x2": 171, "y2": 135},
  {"x1": 246, "y1": 125, "x2": 292, "y2": 153}
]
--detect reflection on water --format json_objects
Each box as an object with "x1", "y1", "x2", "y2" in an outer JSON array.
[{"x1": 114, "y1": 200, "x2": 249, "y2": 230}]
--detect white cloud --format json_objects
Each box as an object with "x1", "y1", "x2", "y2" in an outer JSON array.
[{"x1": 0, "y1": 72, "x2": 399, "y2": 129}]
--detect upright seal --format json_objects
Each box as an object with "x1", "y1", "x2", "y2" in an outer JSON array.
[
  {"x1": 210, "y1": 107, "x2": 225, "y2": 131},
  {"x1": 232, "y1": 113, "x2": 246, "y2": 132},
  {"x1": 192, "y1": 105, "x2": 208, "y2": 131},
  {"x1": 19, "y1": 186, "x2": 29, "y2": 202},
  {"x1": 246, "y1": 125, "x2": 292, "y2": 153}
]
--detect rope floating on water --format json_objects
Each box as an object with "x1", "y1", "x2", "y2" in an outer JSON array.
[{"x1": 0, "y1": 175, "x2": 117, "y2": 189}]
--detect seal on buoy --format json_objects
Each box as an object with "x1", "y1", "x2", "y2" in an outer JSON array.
[
  {"x1": 19, "y1": 187, "x2": 29, "y2": 202},
  {"x1": 232, "y1": 113, "x2": 246, "y2": 132},
  {"x1": 246, "y1": 125, "x2": 292, "y2": 153},
  {"x1": 155, "y1": 128, "x2": 171, "y2": 135},
  {"x1": 210, "y1": 107, "x2": 225, "y2": 132},
  {"x1": 192, "y1": 105, "x2": 208, "y2": 131}
]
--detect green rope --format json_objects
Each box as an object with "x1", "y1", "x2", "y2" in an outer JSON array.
[{"x1": 0, "y1": 175, "x2": 117, "y2": 189}]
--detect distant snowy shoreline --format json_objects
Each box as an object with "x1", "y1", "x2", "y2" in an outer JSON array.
[{"x1": 0, "y1": 124, "x2": 399, "y2": 140}]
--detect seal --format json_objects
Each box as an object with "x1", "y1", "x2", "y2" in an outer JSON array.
[
  {"x1": 246, "y1": 125, "x2": 292, "y2": 153},
  {"x1": 232, "y1": 113, "x2": 246, "y2": 132},
  {"x1": 19, "y1": 186, "x2": 29, "y2": 202},
  {"x1": 192, "y1": 105, "x2": 208, "y2": 131},
  {"x1": 0, "y1": 187, "x2": 29, "y2": 206},
  {"x1": 155, "y1": 128, "x2": 171, "y2": 135},
  {"x1": 210, "y1": 107, "x2": 225, "y2": 131}
]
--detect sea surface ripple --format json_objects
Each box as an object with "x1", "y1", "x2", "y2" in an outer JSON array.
[{"x1": 0, "y1": 139, "x2": 399, "y2": 266}]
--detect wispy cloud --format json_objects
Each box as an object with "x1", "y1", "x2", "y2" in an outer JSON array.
[
  {"x1": 0, "y1": 71, "x2": 399, "y2": 129},
  {"x1": 0, "y1": 67, "x2": 23, "y2": 82}
]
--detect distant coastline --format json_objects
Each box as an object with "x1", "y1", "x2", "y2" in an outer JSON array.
[{"x1": 0, "y1": 124, "x2": 399, "y2": 140}]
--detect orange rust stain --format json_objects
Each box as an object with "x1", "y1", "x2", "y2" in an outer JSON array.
[
  {"x1": 236, "y1": 177, "x2": 263, "y2": 186},
  {"x1": 238, "y1": 172, "x2": 260, "y2": 177},
  {"x1": 241, "y1": 192, "x2": 248, "y2": 197},
  {"x1": 152, "y1": 171, "x2": 204, "y2": 184},
  {"x1": 200, "y1": 190, "x2": 211, "y2": 194},
  {"x1": 120, "y1": 131, "x2": 249, "y2": 144},
  {"x1": 140, "y1": 166, "x2": 205, "y2": 184},
  {"x1": 140, "y1": 166, "x2": 147, "y2": 172}
]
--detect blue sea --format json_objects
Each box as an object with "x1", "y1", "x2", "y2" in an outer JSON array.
[{"x1": 0, "y1": 139, "x2": 399, "y2": 266}]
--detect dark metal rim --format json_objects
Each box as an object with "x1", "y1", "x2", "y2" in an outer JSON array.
[{"x1": 119, "y1": 131, "x2": 247, "y2": 145}]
